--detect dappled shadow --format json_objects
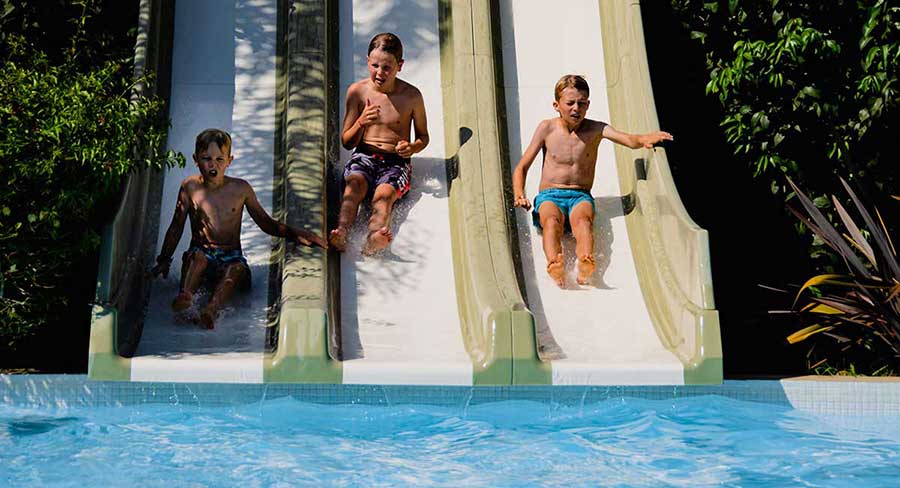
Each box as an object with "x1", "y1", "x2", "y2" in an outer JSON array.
[
  {"x1": 337, "y1": 0, "x2": 454, "y2": 361},
  {"x1": 140, "y1": 1, "x2": 277, "y2": 357},
  {"x1": 340, "y1": 0, "x2": 441, "y2": 85}
]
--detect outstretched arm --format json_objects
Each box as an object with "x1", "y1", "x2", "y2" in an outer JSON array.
[
  {"x1": 397, "y1": 91, "x2": 429, "y2": 158},
  {"x1": 151, "y1": 182, "x2": 190, "y2": 278},
  {"x1": 512, "y1": 121, "x2": 549, "y2": 211},
  {"x1": 602, "y1": 124, "x2": 673, "y2": 149},
  {"x1": 244, "y1": 183, "x2": 327, "y2": 249}
]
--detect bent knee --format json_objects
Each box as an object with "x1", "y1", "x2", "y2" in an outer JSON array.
[
  {"x1": 344, "y1": 174, "x2": 368, "y2": 193},
  {"x1": 570, "y1": 214, "x2": 594, "y2": 229},
  {"x1": 187, "y1": 251, "x2": 209, "y2": 268},
  {"x1": 223, "y1": 263, "x2": 247, "y2": 279},
  {"x1": 541, "y1": 215, "x2": 565, "y2": 231},
  {"x1": 371, "y1": 186, "x2": 398, "y2": 204}
]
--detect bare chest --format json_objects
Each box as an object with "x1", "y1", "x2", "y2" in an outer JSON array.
[
  {"x1": 368, "y1": 92, "x2": 413, "y2": 131},
  {"x1": 190, "y1": 188, "x2": 244, "y2": 223},
  {"x1": 544, "y1": 132, "x2": 598, "y2": 166}
]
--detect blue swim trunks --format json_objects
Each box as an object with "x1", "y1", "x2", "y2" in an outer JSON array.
[
  {"x1": 531, "y1": 188, "x2": 595, "y2": 229},
  {"x1": 183, "y1": 243, "x2": 251, "y2": 291},
  {"x1": 343, "y1": 148, "x2": 412, "y2": 198}
]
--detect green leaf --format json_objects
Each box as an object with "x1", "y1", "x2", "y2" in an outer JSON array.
[{"x1": 812, "y1": 196, "x2": 829, "y2": 208}]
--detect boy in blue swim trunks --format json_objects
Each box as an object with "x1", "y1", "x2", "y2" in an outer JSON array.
[
  {"x1": 329, "y1": 32, "x2": 429, "y2": 255},
  {"x1": 151, "y1": 129, "x2": 326, "y2": 329},
  {"x1": 513, "y1": 75, "x2": 673, "y2": 286}
]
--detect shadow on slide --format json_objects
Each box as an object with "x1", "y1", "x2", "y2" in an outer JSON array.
[{"x1": 88, "y1": 0, "x2": 340, "y2": 383}]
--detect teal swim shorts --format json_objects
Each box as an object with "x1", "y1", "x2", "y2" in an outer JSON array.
[{"x1": 531, "y1": 188, "x2": 595, "y2": 229}]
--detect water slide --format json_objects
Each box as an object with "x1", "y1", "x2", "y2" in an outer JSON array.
[
  {"x1": 89, "y1": 0, "x2": 721, "y2": 385},
  {"x1": 499, "y1": 0, "x2": 721, "y2": 384}
]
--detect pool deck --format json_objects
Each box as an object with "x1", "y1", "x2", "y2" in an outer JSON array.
[{"x1": 1, "y1": 375, "x2": 897, "y2": 416}]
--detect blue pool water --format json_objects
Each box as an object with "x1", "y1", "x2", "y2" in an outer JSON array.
[{"x1": 2, "y1": 394, "x2": 899, "y2": 487}]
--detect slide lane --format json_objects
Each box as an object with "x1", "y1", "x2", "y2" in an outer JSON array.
[
  {"x1": 335, "y1": 0, "x2": 472, "y2": 385},
  {"x1": 498, "y1": 0, "x2": 722, "y2": 384},
  {"x1": 89, "y1": 0, "x2": 333, "y2": 383}
]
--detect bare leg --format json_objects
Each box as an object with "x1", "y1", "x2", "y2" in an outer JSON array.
[
  {"x1": 172, "y1": 251, "x2": 207, "y2": 312},
  {"x1": 362, "y1": 183, "x2": 399, "y2": 256},
  {"x1": 199, "y1": 263, "x2": 247, "y2": 329},
  {"x1": 538, "y1": 202, "x2": 566, "y2": 287},
  {"x1": 329, "y1": 174, "x2": 368, "y2": 252},
  {"x1": 570, "y1": 201, "x2": 596, "y2": 285}
]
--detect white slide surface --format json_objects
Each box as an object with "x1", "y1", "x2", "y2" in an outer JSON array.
[
  {"x1": 132, "y1": 0, "x2": 278, "y2": 383},
  {"x1": 500, "y1": 0, "x2": 684, "y2": 384},
  {"x1": 337, "y1": 0, "x2": 472, "y2": 385}
]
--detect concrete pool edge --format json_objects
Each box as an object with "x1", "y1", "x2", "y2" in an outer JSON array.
[{"x1": 2, "y1": 375, "x2": 898, "y2": 416}]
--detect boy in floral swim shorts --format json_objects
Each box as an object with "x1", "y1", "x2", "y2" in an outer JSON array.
[
  {"x1": 512, "y1": 75, "x2": 673, "y2": 287},
  {"x1": 329, "y1": 32, "x2": 429, "y2": 255}
]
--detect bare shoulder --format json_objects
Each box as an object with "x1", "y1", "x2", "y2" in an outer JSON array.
[
  {"x1": 537, "y1": 118, "x2": 558, "y2": 135},
  {"x1": 583, "y1": 119, "x2": 609, "y2": 143},
  {"x1": 396, "y1": 78, "x2": 422, "y2": 99},
  {"x1": 346, "y1": 79, "x2": 368, "y2": 100},
  {"x1": 181, "y1": 174, "x2": 202, "y2": 190},
  {"x1": 225, "y1": 176, "x2": 252, "y2": 193},
  {"x1": 586, "y1": 118, "x2": 608, "y2": 134}
]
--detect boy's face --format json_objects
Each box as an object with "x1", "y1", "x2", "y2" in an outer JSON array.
[
  {"x1": 193, "y1": 142, "x2": 232, "y2": 183},
  {"x1": 553, "y1": 87, "x2": 590, "y2": 125},
  {"x1": 366, "y1": 49, "x2": 403, "y2": 89}
]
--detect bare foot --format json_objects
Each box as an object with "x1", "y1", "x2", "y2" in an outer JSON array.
[
  {"x1": 546, "y1": 253, "x2": 565, "y2": 287},
  {"x1": 328, "y1": 227, "x2": 349, "y2": 252},
  {"x1": 577, "y1": 254, "x2": 596, "y2": 285},
  {"x1": 171, "y1": 291, "x2": 192, "y2": 313},
  {"x1": 199, "y1": 307, "x2": 216, "y2": 330},
  {"x1": 362, "y1": 227, "x2": 393, "y2": 256}
]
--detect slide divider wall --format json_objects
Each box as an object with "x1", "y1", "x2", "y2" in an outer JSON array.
[
  {"x1": 440, "y1": 0, "x2": 549, "y2": 385},
  {"x1": 599, "y1": 1, "x2": 722, "y2": 383},
  {"x1": 264, "y1": 0, "x2": 342, "y2": 382},
  {"x1": 89, "y1": 0, "x2": 175, "y2": 380}
]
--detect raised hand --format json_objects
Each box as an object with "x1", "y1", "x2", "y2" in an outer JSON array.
[{"x1": 358, "y1": 98, "x2": 380, "y2": 128}]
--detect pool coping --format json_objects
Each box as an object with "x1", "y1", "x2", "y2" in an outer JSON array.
[{"x1": 1, "y1": 375, "x2": 897, "y2": 416}]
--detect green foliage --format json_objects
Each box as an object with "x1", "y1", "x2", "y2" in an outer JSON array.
[
  {"x1": 672, "y1": 0, "x2": 899, "y2": 268},
  {"x1": 0, "y1": 0, "x2": 184, "y2": 346}
]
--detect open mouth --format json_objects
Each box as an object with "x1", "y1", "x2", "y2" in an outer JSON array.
[{"x1": 208, "y1": 169, "x2": 218, "y2": 177}]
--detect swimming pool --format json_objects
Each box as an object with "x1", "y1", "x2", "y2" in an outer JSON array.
[{"x1": 2, "y1": 376, "x2": 899, "y2": 487}]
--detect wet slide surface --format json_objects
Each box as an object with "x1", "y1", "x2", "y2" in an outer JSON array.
[
  {"x1": 500, "y1": 0, "x2": 683, "y2": 384},
  {"x1": 337, "y1": 0, "x2": 472, "y2": 385},
  {"x1": 133, "y1": 0, "x2": 278, "y2": 382}
]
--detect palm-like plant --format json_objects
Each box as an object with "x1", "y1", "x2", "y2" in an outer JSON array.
[{"x1": 780, "y1": 176, "x2": 899, "y2": 372}]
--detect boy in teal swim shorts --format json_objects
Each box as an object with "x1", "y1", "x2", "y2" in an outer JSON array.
[
  {"x1": 151, "y1": 129, "x2": 326, "y2": 329},
  {"x1": 512, "y1": 75, "x2": 673, "y2": 287}
]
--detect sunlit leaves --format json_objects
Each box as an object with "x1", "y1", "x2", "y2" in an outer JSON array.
[{"x1": 0, "y1": 0, "x2": 185, "y2": 345}]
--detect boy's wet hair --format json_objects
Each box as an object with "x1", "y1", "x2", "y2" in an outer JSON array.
[
  {"x1": 554, "y1": 74, "x2": 590, "y2": 101},
  {"x1": 367, "y1": 32, "x2": 403, "y2": 61},
  {"x1": 195, "y1": 128, "x2": 232, "y2": 155}
]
